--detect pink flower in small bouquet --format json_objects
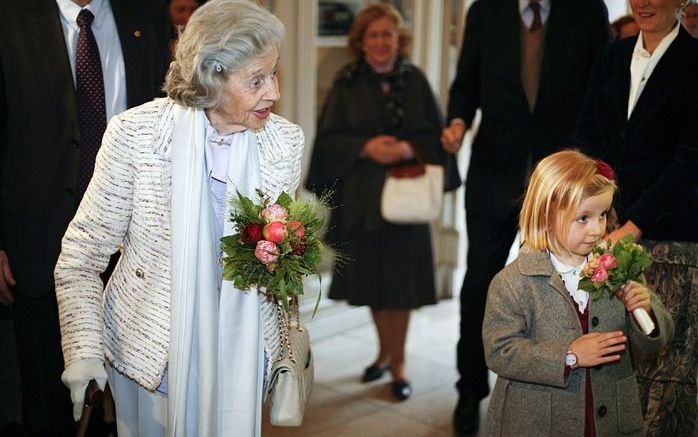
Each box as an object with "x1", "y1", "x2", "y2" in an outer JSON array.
[
  {"x1": 260, "y1": 204, "x2": 288, "y2": 223},
  {"x1": 579, "y1": 235, "x2": 654, "y2": 334},
  {"x1": 263, "y1": 221, "x2": 287, "y2": 243},
  {"x1": 220, "y1": 190, "x2": 331, "y2": 312},
  {"x1": 288, "y1": 220, "x2": 305, "y2": 239},
  {"x1": 590, "y1": 267, "x2": 608, "y2": 283},
  {"x1": 254, "y1": 240, "x2": 280, "y2": 266},
  {"x1": 598, "y1": 253, "x2": 617, "y2": 270}
]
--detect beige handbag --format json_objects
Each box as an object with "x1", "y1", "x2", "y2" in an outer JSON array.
[
  {"x1": 268, "y1": 301, "x2": 314, "y2": 426},
  {"x1": 381, "y1": 162, "x2": 444, "y2": 224}
]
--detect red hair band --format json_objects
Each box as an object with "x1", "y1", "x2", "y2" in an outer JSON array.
[{"x1": 595, "y1": 159, "x2": 615, "y2": 181}]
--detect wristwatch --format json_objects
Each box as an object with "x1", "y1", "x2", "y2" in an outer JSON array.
[{"x1": 565, "y1": 348, "x2": 579, "y2": 369}]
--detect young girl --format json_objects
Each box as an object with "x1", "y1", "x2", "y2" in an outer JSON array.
[{"x1": 482, "y1": 150, "x2": 674, "y2": 437}]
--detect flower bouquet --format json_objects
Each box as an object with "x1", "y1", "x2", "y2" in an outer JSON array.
[
  {"x1": 579, "y1": 235, "x2": 655, "y2": 335},
  {"x1": 221, "y1": 190, "x2": 327, "y2": 312}
]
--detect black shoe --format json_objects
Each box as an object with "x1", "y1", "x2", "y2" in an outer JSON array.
[
  {"x1": 361, "y1": 364, "x2": 389, "y2": 383},
  {"x1": 453, "y1": 395, "x2": 480, "y2": 435},
  {"x1": 391, "y1": 379, "x2": 412, "y2": 401}
]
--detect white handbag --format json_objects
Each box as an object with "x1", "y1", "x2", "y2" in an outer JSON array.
[
  {"x1": 380, "y1": 163, "x2": 444, "y2": 224},
  {"x1": 268, "y1": 302, "x2": 314, "y2": 427}
]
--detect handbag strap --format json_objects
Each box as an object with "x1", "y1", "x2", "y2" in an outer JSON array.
[{"x1": 274, "y1": 296, "x2": 303, "y2": 364}]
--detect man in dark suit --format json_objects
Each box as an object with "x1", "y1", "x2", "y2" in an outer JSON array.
[
  {"x1": 573, "y1": 2, "x2": 698, "y2": 433},
  {"x1": 440, "y1": 1, "x2": 610, "y2": 434},
  {"x1": 0, "y1": 1, "x2": 169, "y2": 434}
]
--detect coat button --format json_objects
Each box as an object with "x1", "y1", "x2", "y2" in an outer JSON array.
[
  {"x1": 597, "y1": 405, "x2": 607, "y2": 417},
  {"x1": 135, "y1": 268, "x2": 144, "y2": 279},
  {"x1": 591, "y1": 316, "x2": 599, "y2": 327}
]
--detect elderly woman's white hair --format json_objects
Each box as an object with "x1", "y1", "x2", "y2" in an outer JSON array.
[{"x1": 164, "y1": 0, "x2": 285, "y2": 108}]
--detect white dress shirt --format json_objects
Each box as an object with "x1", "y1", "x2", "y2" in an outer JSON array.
[
  {"x1": 56, "y1": 0, "x2": 127, "y2": 121},
  {"x1": 519, "y1": 0, "x2": 551, "y2": 29},
  {"x1": 628, "y1": 22, "x2": 680, "y2": 119}
]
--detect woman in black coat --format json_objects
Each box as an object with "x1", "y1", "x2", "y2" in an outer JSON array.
[
  {"x1": 306, "y1": 3, "x2": 459, "y2": 401},
  {"x1": 573, "y1": 1, "x2": 698, "y2": 434}
]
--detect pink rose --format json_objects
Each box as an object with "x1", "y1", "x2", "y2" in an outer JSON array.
[
  {"x1": 260, "y1": 204, "x2": 288, "y2": 223},
  {"x1": 591, "y1": 267, "x2": 608, "y2": 283},
  {"x1": 263, "y1": 221, "x2": 287, "y2": 243},
  {"x1": 288, "y1": 220, "x2": 305, "y2": 239},
  {"x1": 598, "y1": 253, "x2": 617, "y2": 270},
  {"x1": 254, "y1": 240, "x2": 280, "y2": 265}
]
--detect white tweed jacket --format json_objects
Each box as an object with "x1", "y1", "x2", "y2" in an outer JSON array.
[{"x1": 54, "y1": 98, "x2": 305, "y2": 390}]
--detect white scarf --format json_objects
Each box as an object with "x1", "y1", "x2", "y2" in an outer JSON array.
[
  {"x1": 217, "y1": 130, "x2": 264, "y2": 436},
  {"x1": 169, "y1": 104, "x2": 264, "y2": 436}
]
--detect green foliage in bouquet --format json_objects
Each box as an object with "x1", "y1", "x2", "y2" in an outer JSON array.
[
  {"x1": 578, "y1": 234, "x2": 653, "y2": 301},
  {"x1": 221, "y1": 190, "x2": 329, "y2": 312}
]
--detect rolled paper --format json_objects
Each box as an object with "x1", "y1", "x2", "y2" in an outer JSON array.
[{"x1": 632, "y1": 308, "x2": 655, "y2": 336}]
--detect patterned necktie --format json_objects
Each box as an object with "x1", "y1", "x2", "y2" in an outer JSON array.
[
  {"x1": 75, "y1": 9, "x2": 107, "y2": 201},
  {"x1": 529, "y1": 1, "x2": 542, "y2": 32}
]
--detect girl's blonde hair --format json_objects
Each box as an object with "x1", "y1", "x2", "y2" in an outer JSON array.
[{"x1": 519, "y1": 150, "x2": 617, "y2": 255}]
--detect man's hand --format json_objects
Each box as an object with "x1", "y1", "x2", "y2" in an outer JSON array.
[
  {"x1": 440, "y1": 120, "x2": 467, "y2": 154},
  {"x1": 0, "y1": 250, "x2": 16, "y2": 305}
]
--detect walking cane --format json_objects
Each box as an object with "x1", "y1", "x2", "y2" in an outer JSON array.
[{"x1": 76, "y1": 379, "x2": 104, "y2": 437}]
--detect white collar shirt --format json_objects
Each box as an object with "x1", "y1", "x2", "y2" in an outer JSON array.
[
  {"x1": 55, "y1": 0, "x2": 127, "y2": 121},
  {"x1": 628, "y1": 22, "x2": 680, "y2": 119},
  {"x1": 550, "y1": 252, "x2": 589, "y2": 314},
  {"x1": 519, "y1": 0, "x2": 551, "y2": 28}
]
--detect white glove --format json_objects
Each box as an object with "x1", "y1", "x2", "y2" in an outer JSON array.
[{"x1": 61, "y1": 358, "x2": 108, "y2": 421}]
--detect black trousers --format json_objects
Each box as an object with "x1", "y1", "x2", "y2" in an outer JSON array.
[
  {"x1": 13, "y1": 291, "x2": 75, "y2": 437},
  {"x1": 456, "y1": 212, "x2": 518, "y2": 401},
  {"x1": 11, "y1": 252, "x2": 119, "y2": 436}
]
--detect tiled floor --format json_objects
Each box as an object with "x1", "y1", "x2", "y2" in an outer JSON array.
[{"x1": 262, "y1": 298, "x2": 496, "y2": 437}]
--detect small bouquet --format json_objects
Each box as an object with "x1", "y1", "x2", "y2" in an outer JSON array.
[
  {"x1": 221, "y1": 190, "x2": 327, "y2": 312},
  {"x1": 579, "y1": 235, "x2": 655, "y2": 335}
]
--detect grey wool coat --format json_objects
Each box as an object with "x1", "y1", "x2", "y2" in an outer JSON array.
[{"x1": 482, "y1": 246, "x2": 674, "y2": 437}]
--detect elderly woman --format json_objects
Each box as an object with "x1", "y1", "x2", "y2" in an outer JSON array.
[
  {"x1": 573, "y1": 0, "x2": 698, "y2": 435},
  {"x1": 54, "y1": 0, "x2": 303, "y2": 435},
  {"x1": 306, "y1": 4, "x2": 459, "y2": 401}
]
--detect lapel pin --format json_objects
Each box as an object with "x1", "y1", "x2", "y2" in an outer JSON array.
[{"x1": 134, "y1": 30, "x2": 142, "y2": 38}]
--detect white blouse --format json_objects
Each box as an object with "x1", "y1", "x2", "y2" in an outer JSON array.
[{"x1": 550, "y1": 252, "x2": 589, "y2": 313}]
